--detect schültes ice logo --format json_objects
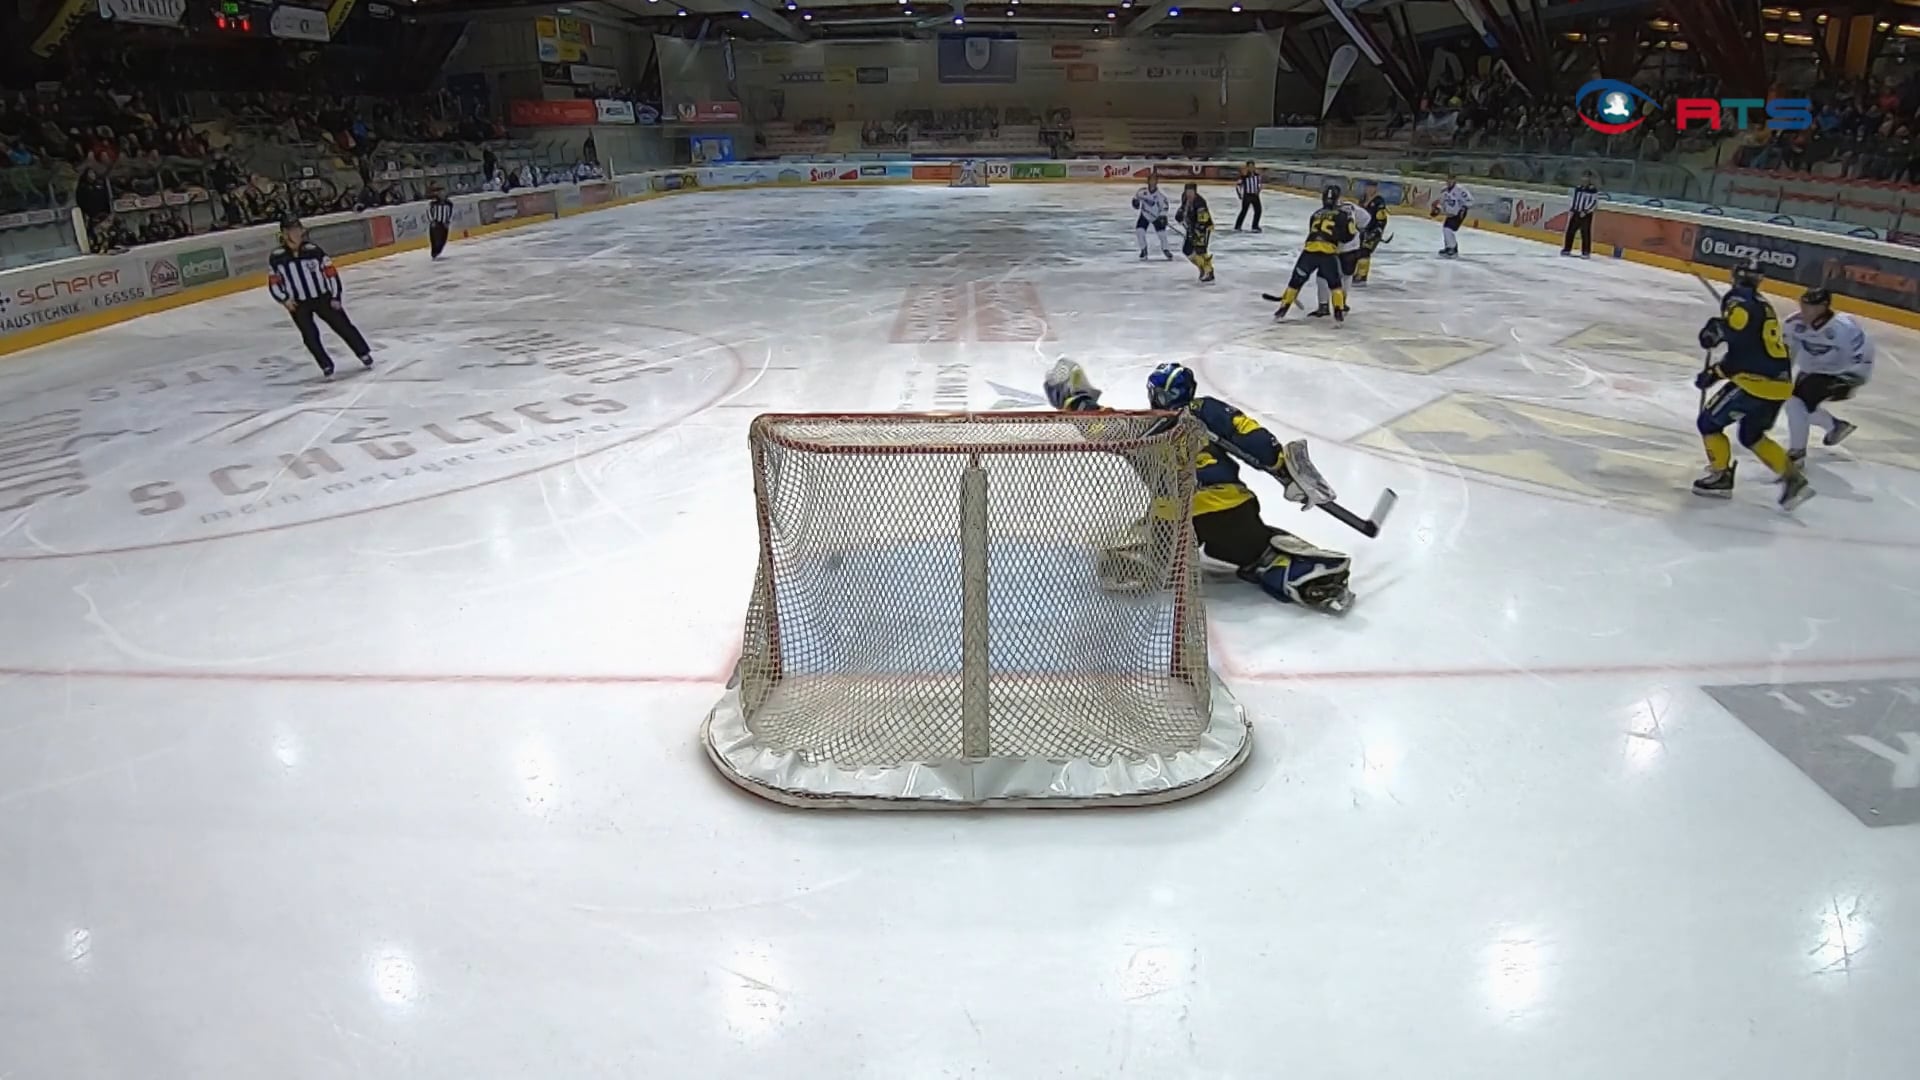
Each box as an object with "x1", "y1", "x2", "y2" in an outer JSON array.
[{"x1": 1575, "y1": 79, "x2": 1655, "y2": 135}]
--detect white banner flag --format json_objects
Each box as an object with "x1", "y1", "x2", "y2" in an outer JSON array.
[
  {"x1": 97, "y1": 0, "x2": 186, "y2": 27},
  {"x1": 269, "y1": 3, "x2": 332, "y2": 43},
  {"x1": 1322, "y1": 44, "x2": 1359, "y2": 118}
]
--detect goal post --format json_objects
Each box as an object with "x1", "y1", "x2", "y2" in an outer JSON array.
[{"x1": 702, "y1": 411, "x2": 1251, "y2": 809}]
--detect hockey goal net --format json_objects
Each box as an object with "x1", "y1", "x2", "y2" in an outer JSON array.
[
  {"x1": 703, "y1": 411, "x2": 1250, "y2": 808},
  {"x1": 949, "y1": 158, "x2": 990, "y2": 187}
]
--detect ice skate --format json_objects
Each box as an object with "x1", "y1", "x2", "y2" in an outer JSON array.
[
  {"x1": 1779, "y1": 469, "x2": 1814, "y2": 510},
  {"x1": 1691, "y1": 462, "x2": 1735, "y2": 499},
  {"x1": 1824, "y1": 419, "x2": 1858, "y2": 447}
]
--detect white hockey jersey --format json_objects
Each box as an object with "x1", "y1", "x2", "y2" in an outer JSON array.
[
  {"x1": 1133, "y1": 187, "x2": 1171, "y2": 223},
  {"x1": 1434, "y1": 184, "x2": 1473, "y2": 217},
  {"x1": 1338, "y1": 200, "x2": 1371, "y2": 253},
  {"x1": 1786, "y1": 310, "x2": 1874, "y2": 379}
]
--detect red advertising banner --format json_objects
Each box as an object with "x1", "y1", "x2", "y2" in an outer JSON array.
[
  {"x1": 674, "y1": 101, "x2": 743, "y2": 124},
  {"x1": 509, "y1": 99, "x2": 598, "y2": 127}
]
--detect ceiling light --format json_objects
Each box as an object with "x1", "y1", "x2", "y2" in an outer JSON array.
[
  {"x1": 1231, "y1": 2, "x2": 1241, "y2": 9},
  {"x1": 786, "y1": 1, "x2": 796, "y2": 7},
  {"x1": 1168, "y1": 6, "x2": 1180, "y2": 15},
  {"x1": 803, "y1": 9, "x2": 813, "y2": 16},
  {"x1": 1107, "y1": 10, "x2": 1116, "y2": 16},
  {"x1": 953, "y1": 14, "x2": 964, "y2": 23},
  {"x1": 740, "y1": 10, "x2": 751, "y2": 17}
]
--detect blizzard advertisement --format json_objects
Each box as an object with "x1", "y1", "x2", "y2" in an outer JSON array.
[{"x1": 1691, "y1": 224, "x2": 1808, "y2": 284}]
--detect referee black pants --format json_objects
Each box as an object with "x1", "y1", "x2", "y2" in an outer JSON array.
[
  {"x1": 1235, "y1": 192, "x2": 1263, "y2": 230},
  {"x1": 430, "y1": 222, "x2": 449, "y2": 259},
  {"x1": 291, "y1": 299, "x2": 371, "y2": 372},
  {"x1": 1562, "y1": 212, "x2": 1593, "y2": 256}
]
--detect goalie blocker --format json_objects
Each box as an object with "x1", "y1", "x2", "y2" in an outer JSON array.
[{"x1": 1045, "y1": 358, "x2": 1356, "y2": 613}]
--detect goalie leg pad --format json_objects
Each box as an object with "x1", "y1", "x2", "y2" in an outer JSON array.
[{"x1": 1238, "y1": 532, "x2": 1353, "y2": 613}]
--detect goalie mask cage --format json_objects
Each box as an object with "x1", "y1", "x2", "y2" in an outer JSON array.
[
  {"x1": 949, "y1": 158, "x2": 989, "y2": 187},
  {"x1": 703, "y1": 411, "x2": 1251, "y2": 809}
]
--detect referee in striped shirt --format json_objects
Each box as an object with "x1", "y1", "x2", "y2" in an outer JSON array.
[
  {"x1": 427, "y1": 184, "x2": 454, "y2": 259},
  {"x1": 1562, "y1": 172, "x2": 1600, "y2": 259},
  {"x1": 1234, "y1": 161, "x2": 1263, "y2": 232},
  {"x1": 268, "y1": 216, "x2": 373, "y2": 378}
]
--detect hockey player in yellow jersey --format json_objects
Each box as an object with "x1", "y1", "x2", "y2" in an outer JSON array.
[
  {"x1": 1271, "y1": 185, "x2": 1354, "y2": 322},
  {"x1": 1041, "y1": 358, "x2": 1354, "y2": 612},
  {"x1": 1354, "y1": 194, "x2": 1389, "y2": 284},
  {"x1": 1693, "y1": 258, "x2": 1813, "y2": 509},
  {"x1": 1174, "y1": 182, "x2": 1216, "y2": 283}
]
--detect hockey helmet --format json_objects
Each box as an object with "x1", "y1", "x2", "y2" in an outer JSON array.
[
  {"x1": 1146, "y1": 362, "x2": 1197, "y2": 411},
  {"x1": 1731, "y1": 256, "x2": 1764, "y2": 291},
  {"x1": 1322, "y1": 183, "x2": 1342, "y2": 208},
  {"x1": 1366, "y1": 194, "x2": 1387, "y2": 213},
  {"x1": 1800, "y1": 286, "x2": 1833, "y2": 307}
]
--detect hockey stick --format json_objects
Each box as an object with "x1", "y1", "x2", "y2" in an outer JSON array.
[
  {"x1": 1208, "y1": 432, "x2": 1398, "y2": 539},
  {"x1": 1693, "y1": 272, "x2": 1725, "y2": 411}
]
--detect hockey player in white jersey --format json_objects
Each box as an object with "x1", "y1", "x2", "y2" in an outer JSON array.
[
  {"x1": 1314, "y1": 194, "x2": 1371, "y2": 316},
  {"x1": 1132, "y1": 176, "x2": 1175, "y2": 261},
  {"x1": 1783, "y1": 286, "x2": 1873, "y2": 462},
  {"x1": 1430, "y1": 176, "x2": 1472, "y2": 258}
]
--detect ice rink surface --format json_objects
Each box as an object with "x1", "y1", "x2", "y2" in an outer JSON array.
[{"x1": 3, "y1": 182, "x2": 1919, "y2": 1078}]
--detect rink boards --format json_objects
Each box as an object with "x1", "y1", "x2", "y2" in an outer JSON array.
[{"x1": 8, "y1": 154, "x2": 1920, "y2": 362}]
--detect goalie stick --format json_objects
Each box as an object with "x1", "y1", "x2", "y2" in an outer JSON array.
[{"x1": 1207, "y1": 433, "x2": 1398, "y2": 539}]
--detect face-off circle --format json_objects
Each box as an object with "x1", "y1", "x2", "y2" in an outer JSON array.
[{"x1": 0, "y1": 320, "x2": 740, "y2": 559}]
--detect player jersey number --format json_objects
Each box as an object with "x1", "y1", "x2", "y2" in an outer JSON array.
[{"x1": 1762, "y1": 317, "x2": 1787, "y2": 359}]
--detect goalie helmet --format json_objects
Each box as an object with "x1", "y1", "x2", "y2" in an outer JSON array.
[{"x1": 1146, "y1": 362, "x2": 1196, "y2": 411}]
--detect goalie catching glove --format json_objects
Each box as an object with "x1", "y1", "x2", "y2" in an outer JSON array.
[
  {"x1": 1275, "y1": 440, "x2": 1335, "y2": 508},
  {"x1": 1044, "y1": 357, "x2": 1104, "y2": 412}
]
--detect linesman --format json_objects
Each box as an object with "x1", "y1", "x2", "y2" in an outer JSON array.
[
  {"x1": 1562, "y1": 172, "x2": 1600, "y2": 258},
  {"x1": 267, "y1": 216, "x2": 373, "y2": 378},
  {"x1": 1234, "y1": 162, "x2": 1263, "y2": 232},
  {"x1": 428, "y1": 184, "x2": 454, "y2": 259}
]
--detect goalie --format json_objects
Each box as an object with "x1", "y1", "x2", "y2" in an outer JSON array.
[{"x1": 1045, "y1": 359, "x2": 1354, "y2": 613}]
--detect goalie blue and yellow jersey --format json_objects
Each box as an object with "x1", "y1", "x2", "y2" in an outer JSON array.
[{"x1": 1185, "y1": 396, "x2": 1283, "y2": 516}]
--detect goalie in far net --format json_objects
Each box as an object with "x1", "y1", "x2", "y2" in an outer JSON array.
[{"x1": 1045, "y1": 359, "x2": 1354, "y2": 613}]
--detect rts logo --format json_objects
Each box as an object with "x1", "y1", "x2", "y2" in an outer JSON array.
[
  {"x1": 1575, "y1": 80, "x2": 1656, "y2": 134},
  {"x1": 1575, "y1": 79, "x2": 1813, "y2": 134}
]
